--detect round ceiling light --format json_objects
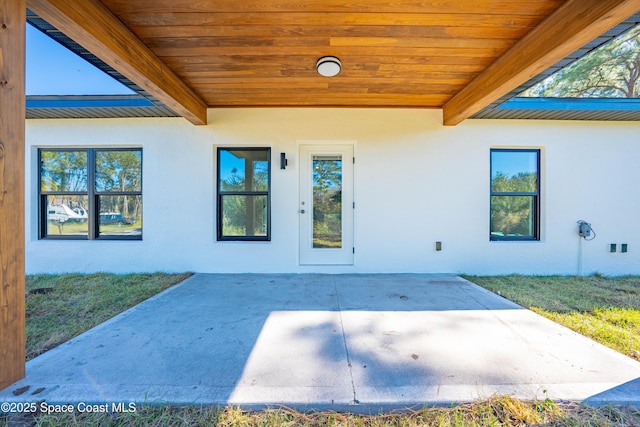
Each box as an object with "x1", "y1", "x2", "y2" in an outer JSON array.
[{"x1": 316, "y1": 56, "x2": 341, "y2": 77}]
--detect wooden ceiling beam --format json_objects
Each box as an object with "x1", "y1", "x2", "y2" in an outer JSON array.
[
  {"x1": 27, "y1": 0, "x2": 208, "y2": 125},
  {"x1": 443, "y1": 0, "x2": 640, "y2": 126}
]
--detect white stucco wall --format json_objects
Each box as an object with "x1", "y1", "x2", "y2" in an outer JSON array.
[{"x1": 25, "y1": 108, "x2": 640, "y2": 275}]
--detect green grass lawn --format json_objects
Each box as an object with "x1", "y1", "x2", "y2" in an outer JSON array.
[
  {"x1": 25, "y1": 273, "x2": 192, "y2": 360},
  {"x1": 465, "y1": 275, "x2": 640, "y2": 361},
  {"x1": 3, "y1": 273, "x2": 640, "y2": 426}
]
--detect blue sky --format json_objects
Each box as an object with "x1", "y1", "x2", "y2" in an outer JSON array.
[
  {"x1": 26, "y1": 24, "x2": 133, "y2": 95},
  {"x1": 491, "y1": 150, "x2": 538, "y2": 179}
]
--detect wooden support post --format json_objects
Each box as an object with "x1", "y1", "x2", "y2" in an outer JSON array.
[{"x1": 0, "y1": 0, "x2": 26, "y2": 389}]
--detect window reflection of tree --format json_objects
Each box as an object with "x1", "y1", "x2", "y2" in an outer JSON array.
[
  {"x1": 220, "y1": 150, "x2": 269, "y2": 237},
  {"x1": 313, "y1": 157, "x2": 342, "y2": 248},
  {"x1": 491, "y1": 172, "x2": 536, "y2": 237}
]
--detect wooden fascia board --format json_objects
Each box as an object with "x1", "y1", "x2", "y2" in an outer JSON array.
[
  {"x1": 443, "y1": 0, "x2": 640, "y2": 126},
  {"x1": 27, "y1": 0, "x2": 208, "y2": 125}
]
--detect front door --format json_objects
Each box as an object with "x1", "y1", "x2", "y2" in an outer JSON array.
[{"x1": 299, "y1": 144, "x2": 354, "y2": 265}]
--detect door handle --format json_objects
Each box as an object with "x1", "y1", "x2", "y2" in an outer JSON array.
[{"x1": 300, "y1": 209, "x2": 306, "y2": 214}]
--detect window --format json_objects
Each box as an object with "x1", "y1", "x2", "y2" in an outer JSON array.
[
  {"x1": 39, "y1": 148, "x2": 142, "y2": 240},
  {"x1": 490, "y1": 149, "x2": 540, "y2": 241},
  {"x1": 217, "y1": 148, "x2": 270, "y2": 241}
]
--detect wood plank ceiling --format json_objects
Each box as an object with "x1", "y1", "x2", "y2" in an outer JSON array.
[
  {"x1": 25, "y1": 0, "x2": 640, "y2": 125},
  {"x1": 101, "y1": 0, "x2": 561, "y2": 108}
]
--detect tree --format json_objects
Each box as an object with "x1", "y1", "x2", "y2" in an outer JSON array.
[
  {"x1": 491, "y1": 172, "x2": 537, "y2": 237},
  {"x1": 95, "y1": 151, "x2": 142, "y2": 218},
  {"x1": 40, "y1": 151, "x2": 88, "y2": 211},
  {"x1": 40, "y1": 151, "x2": 87, "y2": 193},
  {"x1": 522, "y1": 25, "x2": 640, "y2": 98},
  {"x1": 313, "y1": 159, "x2": 342, "y2": 248},
  {"x1": 220, "y1": 159, "x2": 269, "y2": 236}
]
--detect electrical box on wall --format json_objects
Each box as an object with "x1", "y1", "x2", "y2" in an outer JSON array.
[{"x1": 578, "y1": 220, "x2": 591, "y2": 238}]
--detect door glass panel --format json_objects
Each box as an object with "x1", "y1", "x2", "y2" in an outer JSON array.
[{"x1": 313, "y1": 155, "x2": 342, "y2": 248}]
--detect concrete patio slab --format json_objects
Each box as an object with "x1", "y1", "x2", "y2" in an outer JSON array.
[{"x1": 1, "y1": 274, "x2": 639, "y2": 413}]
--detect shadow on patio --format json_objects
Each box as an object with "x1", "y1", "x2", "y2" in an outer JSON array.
[{"x1": 1, "y1": 274, "x2": 639, "y2": 411}]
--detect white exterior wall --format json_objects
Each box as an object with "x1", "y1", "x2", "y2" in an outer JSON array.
[{"x1": 25, "y1": 108, "x2": 640, "y2": 275}]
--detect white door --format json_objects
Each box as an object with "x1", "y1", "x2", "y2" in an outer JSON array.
[{"x1": 299, "y1": 145, "x2": 354, "y2": 265}]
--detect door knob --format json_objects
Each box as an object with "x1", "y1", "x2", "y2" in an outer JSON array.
[{"x1": 300, "y1": 209, "x2": 306, "y2": 214}]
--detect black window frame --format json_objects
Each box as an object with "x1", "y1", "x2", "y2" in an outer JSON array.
[
  {"x1": 490, "y1": 148, "x2": 540, "y2": 241},
  {"x1": 38, "y1": 147, "x2": 142, "y2": 240},
  {"x1": 216, "y1": 147, "x2": 271, "y2": 242}
]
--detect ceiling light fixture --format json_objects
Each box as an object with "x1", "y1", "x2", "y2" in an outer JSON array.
[{"x1": 316, "y1": 56, "x2": 341, "y2": 77}]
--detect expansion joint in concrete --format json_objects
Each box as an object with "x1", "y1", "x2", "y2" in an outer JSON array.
[{"x1": 333, "y1": 278, "x2": 359, "y2": 405}]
